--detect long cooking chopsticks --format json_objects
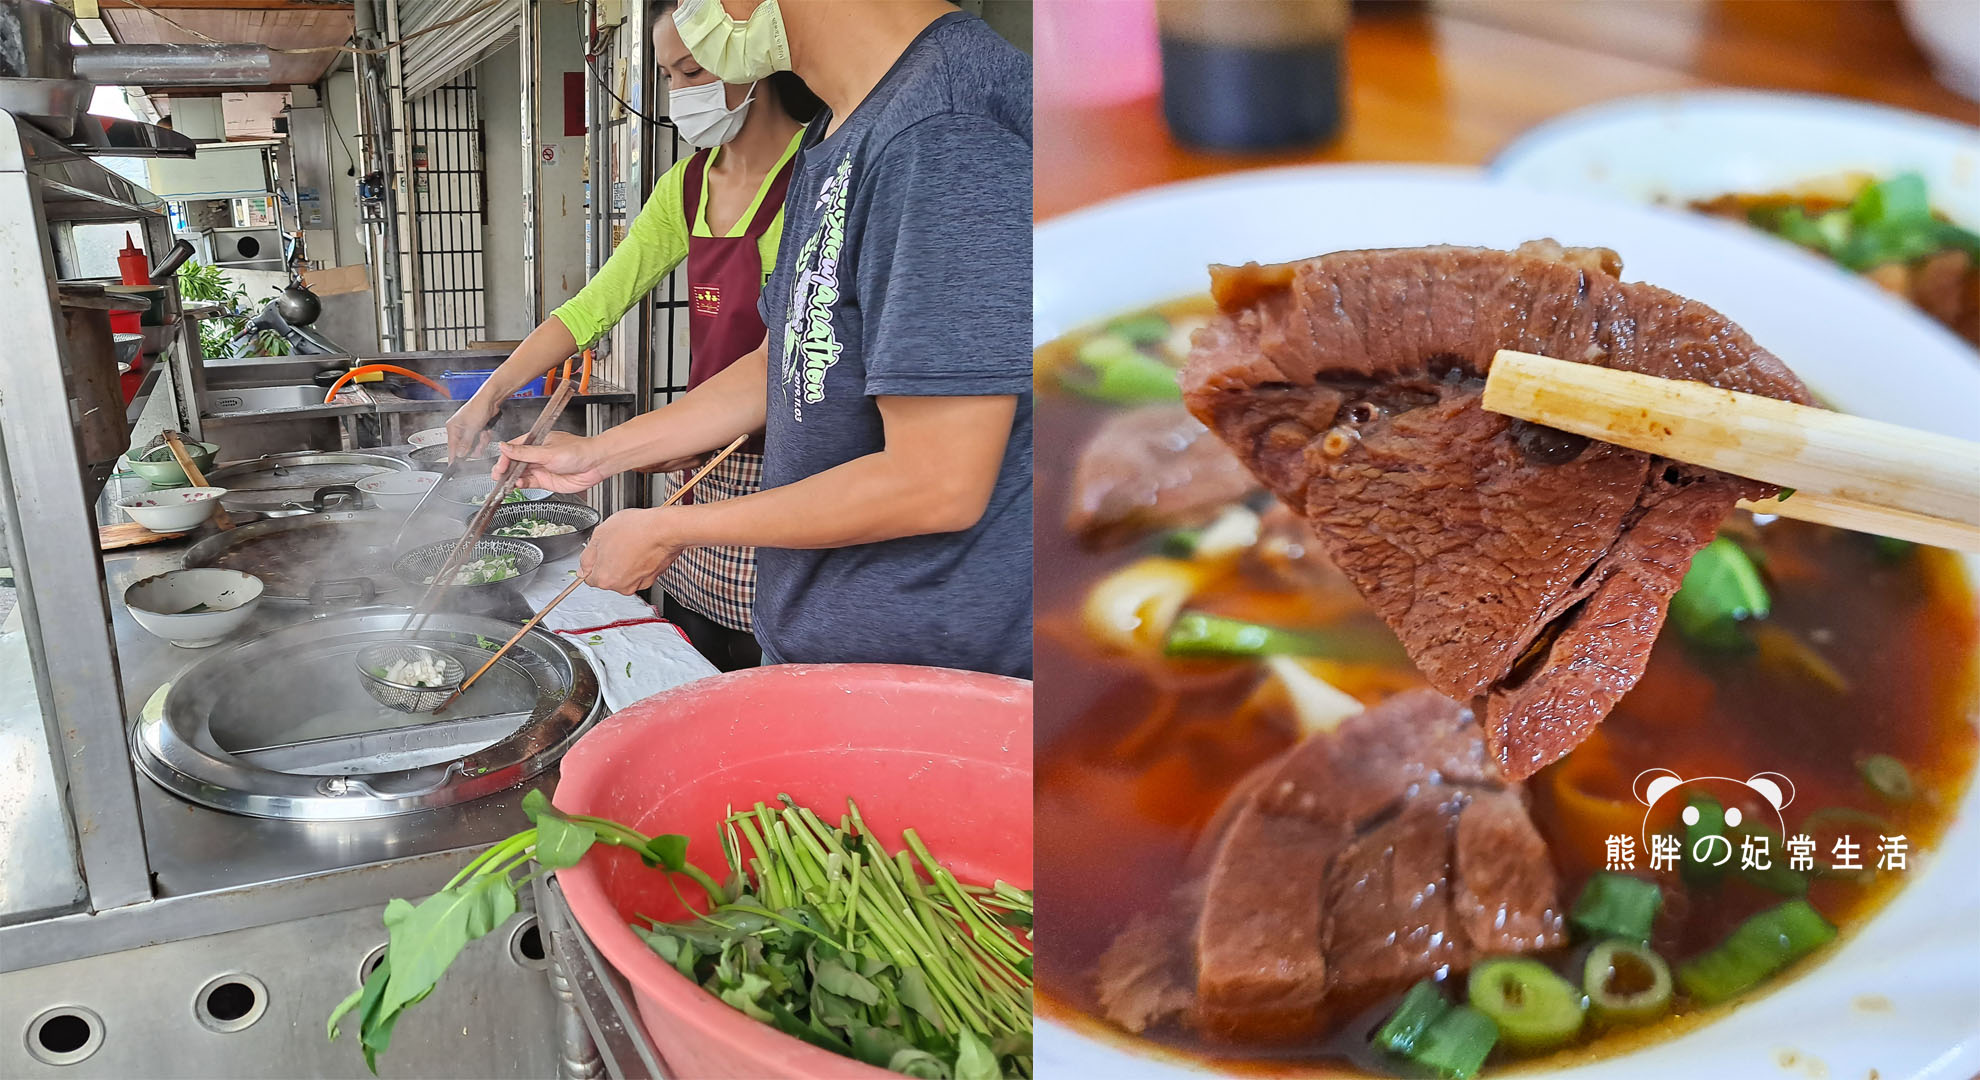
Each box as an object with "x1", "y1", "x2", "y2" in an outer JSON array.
[
  {"x1": 404, "y1": 378, "x2": 582, "y2": 633},
  {"x1": 1482, "y1": 350, "x2": 1980, "y2": 551},
  {"x1": 431, "y1": 432, "x2": 752, "y2": 710}
]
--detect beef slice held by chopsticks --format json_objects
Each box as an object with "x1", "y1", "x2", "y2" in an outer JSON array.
[{"x1": 1180, "y1": 243, "x2": 1813, "y2": 780}]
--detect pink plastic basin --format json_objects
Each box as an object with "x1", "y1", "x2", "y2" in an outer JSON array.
[{"x1": 554, "y1": 664, "x2": 1033, "y2": 1079}]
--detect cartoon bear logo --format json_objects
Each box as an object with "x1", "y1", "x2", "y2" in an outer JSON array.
[{"x1": 1631, "y1": 768, "x2": 1796, "y2": 844}]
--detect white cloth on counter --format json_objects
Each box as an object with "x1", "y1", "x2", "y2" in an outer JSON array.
[
  {"x1": 520, "y1": 553, "x2": 664, "y2": 632},
  {"x1": 558, "y1": 621, "x2": 718, "y2": 713}
]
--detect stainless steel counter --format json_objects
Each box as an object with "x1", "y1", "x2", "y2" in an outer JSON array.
[{"x1": 0, "y1": 527, "x2": 556, "y2": 973}]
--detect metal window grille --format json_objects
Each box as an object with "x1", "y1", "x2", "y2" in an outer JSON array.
[{"x1": 408, "y1": 74, "x2": 486, "y2": 350}]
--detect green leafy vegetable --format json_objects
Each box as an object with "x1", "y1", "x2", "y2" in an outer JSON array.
[
  {"x1": 1669, "y1": 537, "x2": 1770, "y2": 650},
  {"x1": 334, "y1": 792, "x2": 1033, "y2": 1079},
  {"x1": 1681, "y1": 795, "x2": 1729, "y2": 885},
  {"x1": 626, "y1": 661, "x2": 634, "y2": 679},
  {"x1": 1749, "y1": 172, "x2": 1980, "y2": 272}
]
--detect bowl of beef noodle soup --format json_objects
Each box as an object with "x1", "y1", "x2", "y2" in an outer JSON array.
[{"x1": 1033, "y1": 169, "x2": 1980, "y2": 1080}]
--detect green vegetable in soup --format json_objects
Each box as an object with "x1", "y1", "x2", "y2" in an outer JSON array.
[
  {"x1": 1466, "y1": 957, "x2": 1585, "y2": 1052},
  {"x1": 1163, "y1": 611, "x2": 1407, "y2": 663},
  {"x1": 1058, "y1": 334, "x2": 1182, "y2": 405},
  {"x1": 1676, "y1": 899, "x2": 1835, "y2": 1004},
  {"x1": 1669, "y1": 537, "x2": 1770, "y2": 650},
  {"x1": 1857, "y1": 753, "x2": 1915, "y2": 802},
  {"x1": 502, "y1": 489, "x2": 528, "y2": 504},
  {"x1": 1582, "y1": 941, "x2": 1672, "y2": 1026},
  {"x1": 1681, "y1": 795, "x2": 1729, "y2": 885},
  {"x1": 1410, "y1": 1004, "x2": 1499, "y2": 1080},
  {"x1": 1729, "y1": 821, "x2": 1809, "y2": 896},
  {"x1": 1749, "y1": 172, "x2": 1980, "y2": 272},
  {"x1": 1104, "y1": 312, "x2": 1172, "y2": 347},
  {"x1": 1568, "y1": 871, "x2": 1662, "y2": 944},
  {"x1": 1373, "y1": 979, "x2": 1450, "y2": 1057}
]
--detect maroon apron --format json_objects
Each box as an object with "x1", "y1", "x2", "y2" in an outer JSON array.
[{"x1": 656, "y1": 147, "x2": 796, "y2": 632}]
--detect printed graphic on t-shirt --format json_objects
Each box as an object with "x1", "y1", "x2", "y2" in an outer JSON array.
[
  {"x1": 780, "y1": 153, "x2": 853, "y2": 421},
  {"x1": 691, "y1": 283, "x2": 722, "y2": 316}
]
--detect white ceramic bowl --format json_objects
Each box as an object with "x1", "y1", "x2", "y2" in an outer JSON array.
[
  {"x1": 357, "y1": 470, "x2": 442, "y2": 513},
  {"x1": 123, "y1": 568, "x2": 265, "y2": 648},
  {"x1": 1490, "y1": 90, "x2": 1980, "y2": 228},
  {"x1": 1034, "y1": 165, "x2": 1980, "y2": 1080},
  {"x1": 1899, "y1": 0, "x2": 1980, "y2": 103},
  {"x1": 407, "y1": 426, "x2": 449, "y2": 448},
  {"x1": 117, "y1": 487, "x2": 226, "y2": 533}
]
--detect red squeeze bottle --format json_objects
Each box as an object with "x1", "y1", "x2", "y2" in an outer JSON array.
[{"x1": 116, "y1": 232, "x2": 149, "y2": 286}]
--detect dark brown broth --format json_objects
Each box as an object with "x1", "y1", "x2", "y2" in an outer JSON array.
[{"x1": 1034, "y1": 302, "x2": 1980, "y2": 1074}]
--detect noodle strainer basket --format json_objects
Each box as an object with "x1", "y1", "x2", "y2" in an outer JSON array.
[{"x1": 354, "y1": 641, "x2": 467, "y2": 713}]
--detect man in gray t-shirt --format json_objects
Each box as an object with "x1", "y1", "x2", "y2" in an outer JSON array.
[{"x1": 501, "y1": 3, "x2": 1031, "y2": 679}]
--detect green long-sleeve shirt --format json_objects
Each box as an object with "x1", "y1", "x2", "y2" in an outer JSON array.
[{"x1": 549, "y1": 129, "x2": 803, "y2": 347}]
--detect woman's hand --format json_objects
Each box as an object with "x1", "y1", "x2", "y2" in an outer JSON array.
[
  {"x1": 495, "y1": 431, "x2": 615, "y2": 493},
  {"x1": 580, "y1": 508, "x2": 691, "y2": 594},
  {"x1": 443, "y1": 396, "x2": 499, "y2": 463}
]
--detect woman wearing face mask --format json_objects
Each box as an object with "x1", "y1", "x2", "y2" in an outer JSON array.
[
  {"x1": 496, "y1": 0, "x2": 1033, "y2": 680},
  {"x1": 445, "y1": 6, "x2": 820, "y2": 670}
]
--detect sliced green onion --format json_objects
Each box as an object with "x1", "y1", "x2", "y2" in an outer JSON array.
[
  {"x1": 1466, "y1": 958, "x2": 1584, "y2": 1053},
  {"x1": 1851, "y1": 173, "x2": 1931, "y2": 226},
  {"x1": 1372, "y1": 979, "x2": 1449, "y2": 1057},
  {"x1": 1411, "y1": 1003, "x2": 1500, "y2": 1080},
  {"x1": 1568, "y1": 872, "x2": 1662, "y2": 945},
  {"x1": 1857, "y1": 753, "x2": 1915, "y2": 802},
  {"x1": 1676, "y1": 899, "x2": 1837, "y2": 1004},
  {"x1": 1156, "y1": 528, "x2": 1202, "y2": 559},
  {"x1": 1669, "y1": 537, "x2": 1771, "y2": 650},
  {"x1": 1164, "y1": 611, "x2": 1406, "y2": 662},
  {"x1": 1582, "y1": 941, "x2": 1673, "y2": 1026},
  {"x1": 1060, "y1": 334, "x2": 1181, "y2": 405},
  {"x1": 1682, "y1": 795, "x2": 1729, "y2": 885},
  {"x1": 1728, "y1": 822, "x2": 1808, "y2": 897},
  {"x1": 1104, "y1": 312, "x2": 1172, "y2": 347}
]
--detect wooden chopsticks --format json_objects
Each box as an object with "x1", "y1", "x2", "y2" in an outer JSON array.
[
  {"x1": 403, "y1": 379, "x2": 581, "y2": 633},
  {"x1": 432, "y1": 432, "x2": 752, "y2": 710},
  {"x1": 1482, "y1": 350, "x2": 1980, "y2": 552}
]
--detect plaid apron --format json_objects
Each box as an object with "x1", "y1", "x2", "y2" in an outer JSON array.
[{"x1": 656, "y1": 451, "x2": 761, "y2": 632}]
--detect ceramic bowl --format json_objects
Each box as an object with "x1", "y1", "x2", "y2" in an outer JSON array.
[
  {"x1": 117, "y1": 486, "x2": 225, "y2": 533},
  {"x1": 127, "y1": 441, "x2": 220, "y2": 486},
  {"x1": 124, "y1": 568, "x2": 265, "y2": 648},
  {"x1": 357, "y1": 470, "x2": 443, "y2": 513},
  {"x1": 439, "y1": 476, "x2": 555, "y2": 516},
  {"x1": 407, "y1": 426, "x2": 449, "y2": 449}
]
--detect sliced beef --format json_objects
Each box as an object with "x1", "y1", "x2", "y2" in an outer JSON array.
[
  {"x1": 1191, "y1": 690, "x2": 1563, "y2": 1041},
  {"x1": 1180, "y1": 244, "x2": 1813, "y2": 779},
  {"x1": 1066, "y1": 403, "x2": 1257, "y2": 546}
]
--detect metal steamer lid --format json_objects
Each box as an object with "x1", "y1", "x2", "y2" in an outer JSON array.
[
  {"x1": 130, "y1": 610, "x2": 603, "y2": 819},
  {"x1": 203, "y1": 451, "x2": 409, "y2": 513}
]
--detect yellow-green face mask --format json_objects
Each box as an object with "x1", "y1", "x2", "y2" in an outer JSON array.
[{"x1": 673, "y1": 0, "x2": 792, "y2": 84}]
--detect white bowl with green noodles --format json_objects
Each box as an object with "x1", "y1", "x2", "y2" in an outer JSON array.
[
  {"x1": 393, "y1": 537, "x2": 543, "y2": 594},
  {"x1": 487, "y1": 500, "x2": 601, "y2": 562}
]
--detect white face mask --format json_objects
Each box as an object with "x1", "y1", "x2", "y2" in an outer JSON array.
[{"x1": 670, "y1": 79, "x2": 755, "y2": 149}]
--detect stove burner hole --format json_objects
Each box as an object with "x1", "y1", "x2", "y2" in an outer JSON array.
[
  {"x1": 25, "y1": 1006, "x2": 103, "y2": 1065},
  {"x1": 206, "y1": 982, "x2": 255, "y2": 1022},
  {"x1": 193, "y1": 973, "x2": 268, "y2": 1033},
  {"x1": 510, "y1": 915, "x2": 550, "y2": 970},
  {"x1": 38, "y1": 1014, "x2": 90, "y2": 1054}
]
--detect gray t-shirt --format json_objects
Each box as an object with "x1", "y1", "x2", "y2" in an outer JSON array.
[{"x1": 752, "y1": 13, "x2": 1033, "y2": 678}]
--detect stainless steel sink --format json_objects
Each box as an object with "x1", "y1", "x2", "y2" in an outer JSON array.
[{"x1": 201, "y1": 384, "x2": 331, "y2": 414}]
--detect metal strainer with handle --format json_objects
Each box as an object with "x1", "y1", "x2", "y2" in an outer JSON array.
[{"x1": 354, "y1": 641, "x2": 467, "y2": 713}]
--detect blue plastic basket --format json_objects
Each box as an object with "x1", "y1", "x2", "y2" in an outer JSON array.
[{"x1": 402, "y1": 369, "x2": 546, "y2": 401}]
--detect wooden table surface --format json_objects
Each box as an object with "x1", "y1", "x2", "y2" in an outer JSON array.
[{"x1": 1035, "y1": 0, "x2": 1980, "y2": 221}]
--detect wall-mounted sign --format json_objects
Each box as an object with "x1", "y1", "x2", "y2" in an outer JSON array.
[{"x1": 541, "y1": 144, "x2": 561, "y2": 167}]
